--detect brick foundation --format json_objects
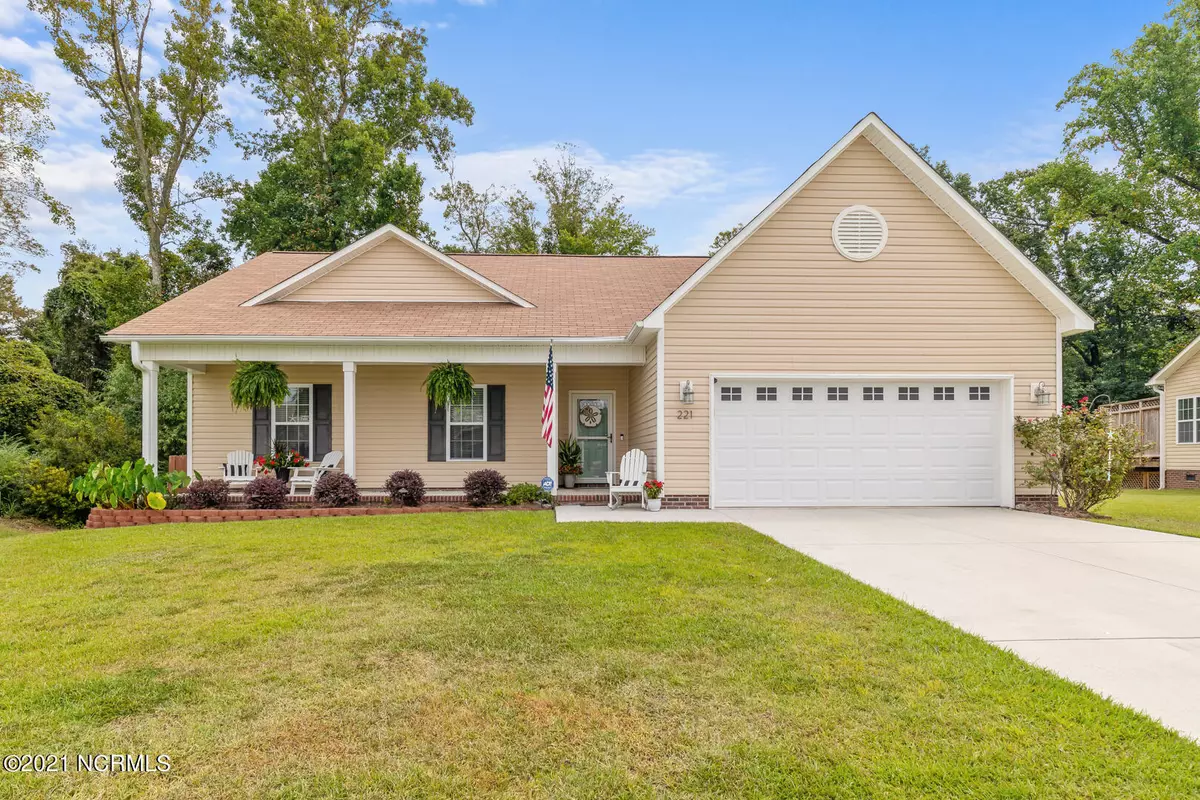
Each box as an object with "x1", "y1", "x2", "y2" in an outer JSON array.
[
  {"x1": 1014, "y1": 493, "x2": 1056, "y2": 514},
  {"x1": 663, "y1": 494, "x2": 710, "y2": 509},
  {"x1": 1164, "y1": 470, "x2": 1200, "y2": 489}
]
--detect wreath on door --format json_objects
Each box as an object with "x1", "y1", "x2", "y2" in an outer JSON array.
[{"x1": 578, "y1": 401, "x2": 605, "y2": 428}]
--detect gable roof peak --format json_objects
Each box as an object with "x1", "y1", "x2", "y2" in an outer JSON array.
[{"x1": 242, "y1": 224, "x2": 534, "y2": 308}]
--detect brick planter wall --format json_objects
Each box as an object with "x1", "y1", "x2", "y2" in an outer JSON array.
[
  {"x1": 86, "y1": 503, "x2": 548, "y2": 529},
  {"x1": 1015, "y1": 493, "x2": 1056, "y2": 513}
]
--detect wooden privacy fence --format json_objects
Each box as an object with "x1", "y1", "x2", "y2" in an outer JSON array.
[{"x1": 1102, "y1": 396, "x2": 1160, "y2": 457}]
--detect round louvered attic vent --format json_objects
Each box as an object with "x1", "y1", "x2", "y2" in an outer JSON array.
[{"x1": 832, "y1": 205, "x2": 888, "y2": 261}]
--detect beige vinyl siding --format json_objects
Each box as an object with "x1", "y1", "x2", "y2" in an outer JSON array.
[
  {"x1": 356, "y1": 365, "x2": 545, "y2": 487},
  {"x1": 627, "y1": 338, "x2": 657, "y2": 474},
  {"x1": 1165, "y1": 355, "x2": 1200, "y2": 471},
  {"x1": 557, "y1": 366, "x2": 631, "y2": 474},
  {"x1": 287, "y1": 237, "x2": 503, "y2": 302},
  {"x1": 663, "y1": 135, "x2": 1058, "y2": 497},
  {"x1": 191, "y1": 364, "x2": 343, "y2": 478}
]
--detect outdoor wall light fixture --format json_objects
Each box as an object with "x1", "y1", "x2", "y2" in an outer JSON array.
[
  {"x1": 1031, "y1": 381, "x2": 1052, "y2": 405},
  {"x1": 679, "y1": 380, "x2": 695, "y2": 404}
]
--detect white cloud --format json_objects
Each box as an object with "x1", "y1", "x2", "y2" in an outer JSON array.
[
  {"x1": 0, "y1": 0, "x2": 30, "y2": 30},
  {"x1": 0, "y1": 36, "x2": 103, "y2": 129},
  {"x1": 948, "y1": 118, "x2": 1065, "y2": 179},
  {"x1": 679, "y1": 193, "x2": 776, "y2": 255},
  {"x1": 37, "y1": 142, "x2": 117, "y2": 194}
]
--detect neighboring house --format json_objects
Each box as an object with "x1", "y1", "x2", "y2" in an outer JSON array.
[
  {"x1": 1147, "y1": 337, "x2": 1200, "y2": 489},
  {"x1": 107, "y1": 113, "x2": 1093, "y2": 508}
]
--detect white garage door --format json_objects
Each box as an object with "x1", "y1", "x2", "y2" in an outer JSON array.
[{"x1": 712, "y1": 379, "x2": 1007, "y2": 507}]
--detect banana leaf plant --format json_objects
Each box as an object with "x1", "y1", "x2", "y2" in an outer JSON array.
[{"x1": 70, "y1": 459, "x2": 192, "y2": 510}]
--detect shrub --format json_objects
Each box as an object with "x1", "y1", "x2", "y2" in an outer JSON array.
[
  {"x1": 23, "y1": 459, "x2": 89, "y2": 527},
  {"x1": 384, "y1": 470, "x2": 425, "y2": 506},
  {"x1": 504, "y1": 482, "x2": 551, "y2": 506},
  {"x1": 314, "y1": 472, "x2": 360, "y2": 507},
  {"x1": 0, "y1": 437, "x2": 33, "y2": 515},
  {"x1": 31, "y1": 405, "x2": 140, "y2": 477},
  {"x1": 463, "y1": 469, "x2": 507, "y2": 506},
  {"x1": 71, "y1": 459, "x2": 190, "y2": 510},
  {"x1": 1014, "y1": 398, "x2": 1144, "y2": 514},
  {"x1": 243, "y1": 476, "x2": 289, "y2": 509},
  {"x1": 0, "y1": 339, "x2": 87, "y2": 439},
  {"x1": 181, "y1": 478, "x2": 231, "y2": 509}
]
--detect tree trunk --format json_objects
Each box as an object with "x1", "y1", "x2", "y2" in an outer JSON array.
[{"x1": 147, "y1": 222, "x2": 163, "y2": 297}]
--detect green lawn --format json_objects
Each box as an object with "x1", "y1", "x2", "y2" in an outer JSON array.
[
  {"x1": 1, "y1": 512, "x2": 1196, "y2": 798},
  {"x1": 1095, "y1": 488, "x2": 1200, "y2": 539}
]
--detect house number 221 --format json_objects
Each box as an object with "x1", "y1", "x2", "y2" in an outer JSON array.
[{"x1": 676, "y1": 409, "x2": 693, "y2": 419}]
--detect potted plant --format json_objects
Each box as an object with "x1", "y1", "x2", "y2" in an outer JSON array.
[
  {"x1": 643, "y1": 479, "x2": 664, "y2": 511},
  {"x1": 559, "y1": 437, "x2": 583, "y2": 488},
  {"x1": 256, "y1": 445, "x2": 307, "y2": 482},
  {"x1": 229, "y1": 361, "x2": 291, "y2": 409},
  {"x1": 423, "y1": 362, "x2": 476, "y2": 407}
]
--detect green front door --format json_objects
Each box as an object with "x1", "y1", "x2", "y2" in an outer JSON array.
[{"x1": 574, "y1": 394, "x2": 612, "y2": 482}]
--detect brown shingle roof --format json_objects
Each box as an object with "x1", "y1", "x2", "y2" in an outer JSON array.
[{"x1": 108, "y1": 251, "x2": 708, "y2": 339}]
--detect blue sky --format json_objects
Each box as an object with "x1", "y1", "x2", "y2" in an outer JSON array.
[{"x1": 0, "y1": 0, "x2": 1165, "y2": 304}]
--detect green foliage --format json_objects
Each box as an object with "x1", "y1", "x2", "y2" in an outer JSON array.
[
  {"x1": 101, "y1": 354, "x2": 187, "y2": 471},
  {"x1": 708, "y1": 224, "x2": 744, "y2": 255},
  {"x1": 29, "y1": 0, "x2": 230, "y2": 292},
  {"x1": 1014, "y1": 400, "x2": 1144, "y2": 514},
  {"x1": 435, "y1": 144, "x2": 657, "y2": 255},
  {"x1": 160, "y1": 227, "x2": 233, "y2": 298},
  {"x1": 558, "y1": 437, "x2": 582, "y2": 475},
  {"x1": 70, "y1": 460, "x2": 191, "y2": 510},
  {"x1": 0, "y1": 437, "x2": 33, "y2": 516},
  {"x1": 23, "y1": 459, "x2": 89, "y2": 527},
  {"x1": 229, "y1": 361, "x2": 290, "y2": 410},
  {"x1": 31, "y1": 405, "x2": 140, "y2": 478},
  {"x1": 224, "y1": 0, "x2": 471, "y2": 254},
  {"x1": 0, "y1": 339, "x2": 87, "y2": 440},
  {"x1": 0, "y1": 66, "x2": 73, "y2": 273},
  {"x1": 224, "y1": 122, "x2": 430, "y2": 254},
  {"x1": 503, "y1": 483, "x2": 551, "y2": 506},
  {"x1": 422, "y1": 362, "x2": 475, "y2": 408}
]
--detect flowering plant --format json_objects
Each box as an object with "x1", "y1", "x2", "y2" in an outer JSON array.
[
  {"x1": 643, "y1": 479, "x2": 664, "y2": 500},
  {"x1": 255, "y1": 449, "x2": 307, "y2": 471}
]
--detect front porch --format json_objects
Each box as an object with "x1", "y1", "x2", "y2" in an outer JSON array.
[{"x1": 136, "y1": 340, "x2": 659, "y2": 496}]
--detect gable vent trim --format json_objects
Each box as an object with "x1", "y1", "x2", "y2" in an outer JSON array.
[{"x1": 832, "y1": 205, "x2": 888, "y2": 261}]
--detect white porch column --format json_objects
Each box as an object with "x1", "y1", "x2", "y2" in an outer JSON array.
[
  {"x1": 547, "y1": 357, "x2": 558, "y2": 494},
  {"x1": 342, "y1": 361, "x2": 357, "y2": 478},
  {"x1": 141, "y1": 360, "x2": 159, "y2": 470}
]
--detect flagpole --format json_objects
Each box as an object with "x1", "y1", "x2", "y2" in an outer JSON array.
[{"x1": 545, "y1": 339, "x2": 558, "y2": 495}]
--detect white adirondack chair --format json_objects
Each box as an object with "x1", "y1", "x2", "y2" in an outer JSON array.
[
  {"x1": 223, "y1": 450, "x2": 256, "y2": 483},
  {"x1": 606, "y1": 448, "x2": 649, "y2": 509},
  {"x1": 289, "y1": 450, "x2": 343, "y2": 496}
]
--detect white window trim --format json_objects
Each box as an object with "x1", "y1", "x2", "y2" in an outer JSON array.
[
  {"x1": 1177, "y1": 395, "x2": 1200, "y2": 445},
  {"x1": 271, "y1": 383, "x2": 314, "y2": 458},
  {"x1": 447, "y1": 384, "x2": 488, "y2": 462}
]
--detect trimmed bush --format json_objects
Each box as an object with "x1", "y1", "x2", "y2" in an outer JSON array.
[
  {"x1": 504, "y1": 483, "x2": 551, "y2": 506},
  {"x1": 314, "y1": 472, "x2": 360, "y2": 507},
  {"x1": 243, "y1": 476, "x2": 289, "y2": 509},
  {"x1": 181, "y1": 478, "x2": 231, "y2": 509},
  {"x1": 383, "y1": 470, "x2": 425, "y2": 507},
  {"x1": 463, "y1": 469, "x2": 507, "y2": 507},
  {"x1": 23, "y1": 459, "x2": 89, "y2": 527}
]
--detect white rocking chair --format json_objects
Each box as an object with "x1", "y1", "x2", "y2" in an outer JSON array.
[
  {"x1": 606, "y1": 448, "x2": 649, "y2": 509},
  {"x1": 289, "y1": 450, "x2": 343, "y2": 496},
  {"x1": 222, "y1": 450, "x2": 256, "y2": 483}
]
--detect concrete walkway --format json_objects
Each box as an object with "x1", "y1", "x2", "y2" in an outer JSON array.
[{"x1": 556, "y1": 504, "x2": 1200, "y2": 739}]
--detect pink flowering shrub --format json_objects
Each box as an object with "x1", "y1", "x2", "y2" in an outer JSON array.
[{"x1": 1013, "y1": 397, "x2": 1144, "y2": 514}]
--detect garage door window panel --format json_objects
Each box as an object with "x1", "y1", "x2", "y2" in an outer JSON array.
[
  {"x1": 720, "y1": 386, "x2": 742, "y2": 402},
  {"x1": 827, "y1": 387, "x2": 849, "y2": 401},
  {"x1": 756, "y1": 387, "x2": 777, "y2": 402},
  {"x1": 934, "y1": 387, "x2": 955, "y2": 401},
  {"x1": 792, "y1": 387, "x2": 813, "y2": 401},
  {"x1": 863, "y1": 387, "x2": 883, "y2": 401},
  {"x1": 898, "y1": 387, "x2": 919, "y2": 401}
]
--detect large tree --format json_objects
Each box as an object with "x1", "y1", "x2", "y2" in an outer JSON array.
[
  {"x1": 224, "y1": 0, "x2": 473, "y2": 254},
  {"x1": 31, "y1": 0, "x2": 229, "y2": 295},
  {"x1": 434, "y1": 145, "x2": 657, "y2": 255},
  {"x1": 0, "y1": 67, "x2": 73, "y2": 274}
]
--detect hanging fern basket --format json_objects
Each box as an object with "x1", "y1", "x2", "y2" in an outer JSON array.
[
  {"x1": 229, "y1": 361, "x2": 291, "y2": 410},
  {"x1": 423, "y1": 362, "x2": 476, "y2": 407}
]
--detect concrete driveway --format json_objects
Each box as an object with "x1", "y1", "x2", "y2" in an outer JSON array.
[{"x1": 723, "y1": 507, "x2": 1200, "y2": 740}]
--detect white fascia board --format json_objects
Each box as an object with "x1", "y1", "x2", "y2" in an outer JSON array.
[
  {"x1": 102, "y1": 334, "x2": 628, "y2": 345},
  {"x1": 642, "y1": 113, "x2": 1093, "y2": 336},
  {"x1": 1149, "y1": 334, "x2": 1200, "y2": 385},
  {"x1": 241, "y1": 224, "x2": 533, "y2": 308}
]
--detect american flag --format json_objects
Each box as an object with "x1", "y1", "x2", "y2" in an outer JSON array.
[{"x1": 541, "y1": 344, "x2": 555, "y2": 447}]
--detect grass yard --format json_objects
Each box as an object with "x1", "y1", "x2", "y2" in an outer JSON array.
[
  {"x1": 1, "y1": 512, "x2": 1197, "y2": 799},
  {"x1": 1095, "y1": 488, "x2": 1200, "y2": 539}
]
